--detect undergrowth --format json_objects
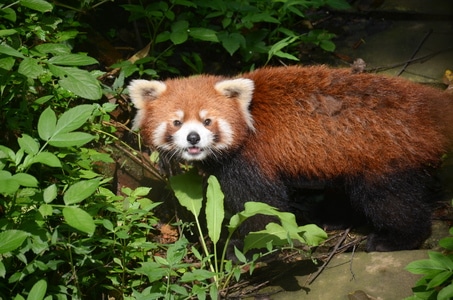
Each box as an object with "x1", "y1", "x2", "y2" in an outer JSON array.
[{"x1": 0, "y1": 0, "x2": 351, "y2": 298}]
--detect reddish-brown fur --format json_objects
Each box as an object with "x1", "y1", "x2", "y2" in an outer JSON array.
[
  {"x1": 241, "y1": 66, "x2": 453, "y2": 181},
  {"x1": 131, "y1": 65, "x2": 453, "y2": 251}
]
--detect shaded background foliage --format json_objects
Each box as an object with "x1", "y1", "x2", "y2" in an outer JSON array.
[{"x1": 0, "y1": 0, "x2": 349, "y2": 299}]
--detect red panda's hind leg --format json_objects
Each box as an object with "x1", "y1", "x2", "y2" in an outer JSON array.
[{"x1": 348, "y1": 169, "x2": 437, "y2": 252}]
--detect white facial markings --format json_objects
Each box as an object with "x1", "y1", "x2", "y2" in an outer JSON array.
[
  {"x1": 216, "y1": 118, "x2": 233, "y2": 148},
  {"x1": 171, "y1": 121, "x2": 213, "y2": 160},
  {"x1": 152, "y1": 122, "x2": 169, "y2": 148},
  {"x1": 175, "y1": 110, "x2": 184, "y2": 120}
]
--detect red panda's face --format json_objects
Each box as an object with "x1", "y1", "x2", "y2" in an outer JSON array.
[{"x1": 128, "y1": 76, "x2": 255, "y2": 161}]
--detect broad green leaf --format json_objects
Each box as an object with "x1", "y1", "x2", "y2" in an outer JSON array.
[
  {"x1": 0, "y1": 56, "x2": 15, "y2": 71},
  {"x1": 62, "y1": 207, "x2": 95, "y2": 235},
  {"x1": 171, "y1": 20, "x2": 189, "y2": 45},
  {"x1": 55, "y1": 67, "x2": 102, "y2": 100},
  {"x1": 0, "y1": 7, "x2": 16, "y2": 22},
  {"x1": 26, "y1": 279, "x2": 47, "y2": 300},
  {"x1": 427, "y1": 270, "x2": 452, "y2": 290},
  {"x1": 48, "y1": 54, "x2": 98, "y2": 66},
  {"x1": 18, "y1": 134, "x2": 39, "y2": 155},
  {"x1": 439, "y1": 236, "x2": 453, "y2": 251},
  {"x1": 320, "y1": 40, "x2": 336, "y2": 52},
  {"x1": 189, "y1": 28, "x2": 219, "y2": 42},
  {"x1": 136, "y1": 262, "x2": 169, "y2": 282},
  {"x1": 0, "y1": 171, "x2": 19, "y2": 195},
  {"x1": 18, "y1": 57, "x2": 45, "y2": 79},
  {"x1": 34, "y1": 43, "x2": 71, "y2": 55},
  {"x1": 0, "y1": 29, "x2": 17, "y2": 37},
  {"x1": 39, "y1": 204, "x2": 53, "y2": 217},
  {"x1": 0, "y1": 44, "x2": 24, "y2": 58},
  {"x1": 298, "y1": 224, "x2": 328, "y2": 246},
  {"x1": 166, "y1": 238, "x2": 188, "y2": 266},
  {"x1": 131, "y1": 187, "x2": 152, "y2": 198},
  {"x1": 170, "y1": 170, "x2": 203, "y2": 218},
  {"x1": 38, "y1": 107, "x2": 57, "y2": 141},
  {"x1": 12, "y1": 173, "x2": 38, "y2": 187},
  {"x1": 43, "y1": 184, "x2": 57, "y2": 203},
  {"x1": 180, "y1": 269, "x2": 216, "y2": 282},
  {"x1": 48, "y1": 132, "x2": 95, "y2": 147},
  {"x1": 19, "y1": 0, "x2": 53, "y2": 12},
  {"x1": 406, "y1": 257, "x2": 445, "y2": 275},
  {"x1": 438, "y1": 283, "x2": 453, "y2": 300},
  {"x1": 0, "y1": 146, "x2": 15, "y2": 161},
  {"x1": 0, "y1": 261, "x2": 5, "y2": 278},
  {"x1": 244, "y1": 223, "x2": 288, "y2": 252},
  {"x1": 217, "y1": 32, "x2": 245, "y2": 56},
  {"x1": 30, "y1": 152, "x2": 61, "y2": 168},
  {"x1": 63, "y1": 178, "x2": 100, "y2": 205},
  {"x1": 170, "y1": 30, "x2": 188, "y2": 45},
  {"x1": 54, "y1": 105, "x2": 95, "y2": 134},
  {"x1": 205, "y1": 176, "x2": 224, "y2": 244},
  {"x1": 0, "y1": 230, "x2": 29, "y2": 253}
]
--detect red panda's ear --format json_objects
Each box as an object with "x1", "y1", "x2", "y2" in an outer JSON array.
[
  {"x1": 215, "y1": 78, "x2": 255, "y2": 130},
  {"x1": 128, "y1": 80, "x2": 167, "y2": 109}
]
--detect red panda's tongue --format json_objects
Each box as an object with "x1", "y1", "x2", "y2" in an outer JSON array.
[{"x1": 188, "y1": 147, "x2": 201, "y2": 154}]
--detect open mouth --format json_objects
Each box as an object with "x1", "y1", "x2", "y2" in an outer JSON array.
[{"x1": 186, "y1": 146, "x2": 203, "y2": 155}]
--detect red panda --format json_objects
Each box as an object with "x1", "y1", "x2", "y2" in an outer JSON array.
[{"x1": 129, "y1": 65, "x2": 453, "y2": 252}]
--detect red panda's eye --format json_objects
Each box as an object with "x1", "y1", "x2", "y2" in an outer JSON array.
[
  {"x1": 203, "y1": 119, "x2": 212, "y2": 126},
  {"x1": 173, "y1": 120, "x2": 182, "y2": 127}
]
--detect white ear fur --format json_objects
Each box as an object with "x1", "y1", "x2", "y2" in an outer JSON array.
[
  {"x1": 128, "y1": 79, "x2": 167, "y2": 109},
  {"x1": 214, "y1": 78, "x2": 255, "y2": 131},
  {"x1": 128, "y1": 80, "x2": 166, "y2": 130}
]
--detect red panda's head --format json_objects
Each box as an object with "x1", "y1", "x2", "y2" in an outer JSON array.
[{"x1": 128, "y1": 76, "x2": 255, "y2": 161}]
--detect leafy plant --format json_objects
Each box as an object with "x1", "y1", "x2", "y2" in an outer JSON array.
[
  {"x1": 406, "y1": 227, "x2": 453, "y2": 300},
  {"x1": 164, "y1": 169, "x2": 327, "y2": 298},
  {"x1": 120, "y1": 0, "x2": 350, "y2": 75}
]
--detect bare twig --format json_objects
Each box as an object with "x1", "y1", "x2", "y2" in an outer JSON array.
[
  {"x1": 397, "y1": 29, "x2": 433, "y2": 76},
  {"x1": 306, "y1": 228, "x2": 351, "y2": 285}
]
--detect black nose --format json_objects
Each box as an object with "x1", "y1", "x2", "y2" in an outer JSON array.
[{"x1": 187, "y1": 132, "x2": 200, "y2": 145}]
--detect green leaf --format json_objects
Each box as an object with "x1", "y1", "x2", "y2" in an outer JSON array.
[
  {"x1": 63, "y1": 178, "x2": 100, "y2": 205},
  {"x1": 406, "y1": 257, "x2": 445, "y2": 275},
  {"x1": 54, "y1": 104, "x2": 95, "y2": 134},
  {"x1": 180, "y1": 269, "x2": 216, "y2": 282},
  {"x1": 170, "y1": 20, "x2": 189, "y2": 45},
  {"x1": 26, "y1": 279, "x2": 47, "y2": 300},
  {"x1": 320, "y1": 40, "x2": 336, "y2": 52},
  {"x1": 18, "y1": 134, "x2": 40, "y2": 155},
  {"x1": 18, "y1": 57, "x2": 45, "y2": 79},
  {"x1": 189, "y1": 28, "x2": 219, "y2": 42},
  {"x1": 440, "y1": 236, "x2": 453, "y2": 251},
  {"x1": 0, "y1": 29, "x2": 17, "y2": 37},
  {"x1": 12, "y1": 173, "x2": 38, "y2": 187},
  {"x1": 39, "y1": 204, "x2": 53, "y2": 217},
  {"x1": 19, "y1": 0, "x2": 53, "y2": 12},
  {"x1": 43, "y1": 184, "x2": 57, "y2": 203},
  {"x1": 0, "y1": 44, "x2": 25, "y2": 58},
  {"x1": 0, "y1": 230, "x2": 29, "y2": 253},
  {"x1": 0, "y1": 171, "x2": 19, "y2": 195},
  {"x1": 217, "y1": 32, "x2": 245, "y2": 56},
  {"x1": 0, "y1": 261, "x2": 5, "y2": 278},
  {"x1": 205, "y1": 176, "x2": 224, "y2": 244},
  {"x1": 438, "y1": 282, "x2": 453, "y2": 300},
  {"x1": 38, "y1": 107, "x2": 57, "y2": 141},
  {"x1": 136, "y1": 262, "x2": 169, "y2": 282},
  {"x1": 48, "y1": 132, "x2": 95, "y2": 147},
  {"x1": 30, "y1": 152, "x2": 61, "y2": 168},
  {"x1": 427, "y1": 270, "x2": 452, "y2": 290},
  {"x1": 62, "y1": 207, "x2": 96, "y2": 235},
  {"x1": 170, "y1": 170, "x2": 203, "y2": 218},
  {"x1": 48, "y1": 65, "x2": 102, "y2": 100},
  {"x1": 48, "y1": 54, "x2": 98, "y2": 66}
]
